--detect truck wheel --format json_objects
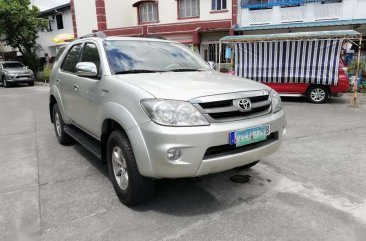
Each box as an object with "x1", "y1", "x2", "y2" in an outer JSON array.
[
  {"x1": 53, "y1": 104, "x2": 74, "y2": 145},
  {"x1": 235, "y1": 160, "x2": 260, "y2": 170},
  {"x1": 107, "y1": 130, "x2": 155, "y2": 206},
  {"x1": 307, "y1": 85, "x2": 328, "y2": 104}
]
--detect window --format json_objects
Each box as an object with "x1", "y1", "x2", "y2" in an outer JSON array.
[
  {"x1": 61, "y1": 44, "x2": 82, "y2": 73},
  {"x1": 179, "y1": 0, "x2": 200, "y2": 18},
  {"x1": 139, "y1": 3, "x2": 158, "y2": 23},
  {"x1": 212, "y1": 0, "x2": 227, "y2": 10},
  {"x1": 56, "y1": 14, "x2": 64, "y2": 30},
  {"x1": 81, "y1": 43, "x2": 101, "y2": 74}
]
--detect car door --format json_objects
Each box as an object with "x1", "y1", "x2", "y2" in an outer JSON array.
[
  {"x1": 72, "y1": 42, "x2": 103, "y2": 137},
  {"x1": 57, "y1": 43, "x2": 83, "y2": 121}
]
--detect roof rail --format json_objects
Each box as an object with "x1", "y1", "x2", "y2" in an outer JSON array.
[{"x1": 78, "y1": 31, "x2": 107, "y2": 39}]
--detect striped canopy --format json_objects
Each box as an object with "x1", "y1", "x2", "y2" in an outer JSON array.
[{"x1": 234, "y1": 39, "x2": 343, "y2": 86}]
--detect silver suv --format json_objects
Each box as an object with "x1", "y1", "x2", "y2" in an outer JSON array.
[
  {"x1": 49, "y1": 34, "x2": 286, "y2": 206},
  {"x1": 0, "y1": 61, "x2": 35, "y2": 87}
]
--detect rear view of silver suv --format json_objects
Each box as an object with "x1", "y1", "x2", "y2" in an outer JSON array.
[{"x1": 49, "y1": 33, "x2": 286, "y2": 206}]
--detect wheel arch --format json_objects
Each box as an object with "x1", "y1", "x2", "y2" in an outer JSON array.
[{"x1": 99, "y1": 108, "x2": 154, "y2": 177}]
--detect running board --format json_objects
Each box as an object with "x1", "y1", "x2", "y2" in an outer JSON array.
[
  {"x1": 279, "y1": 93, "x2": 304, "y2": 97},
  {"x1": 64, "y1": 126, "x2": 102, "y2": 160}
]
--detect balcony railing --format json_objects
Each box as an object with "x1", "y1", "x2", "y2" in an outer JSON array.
[{"x1": 241, "y1": 0, "x2": 341, "y2": 9}]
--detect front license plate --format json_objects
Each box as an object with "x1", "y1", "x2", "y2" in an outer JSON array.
[{"x1": 230, "y1": 125, "x2": 270, "y2": 147}]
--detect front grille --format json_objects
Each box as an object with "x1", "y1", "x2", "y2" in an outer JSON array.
[
  {"x1": 16, "y1": 75, "x2": 30, "y2": 79},
  {"x1": 192, "y1": 91, "x2": 272, "y2": 123},
  {"x1": 203, "y1": 132, "x2": 278, "y2": 159}
]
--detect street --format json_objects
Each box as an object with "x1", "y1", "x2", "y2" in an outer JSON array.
[{"x1": 1, "y1": 84, "x2": 366, "y2": 241}]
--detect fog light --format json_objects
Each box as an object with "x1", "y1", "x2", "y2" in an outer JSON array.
[{"x1": 167, "y1": 148, "x2": 181, "y2": 161}]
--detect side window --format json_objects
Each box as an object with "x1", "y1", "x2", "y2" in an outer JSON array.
[
  {"x1": 81, "y1": 43, "x2": 101, "y2": 73},
  {"x1": 61, "y1": 44, "x2": 82, "y2": 73}
]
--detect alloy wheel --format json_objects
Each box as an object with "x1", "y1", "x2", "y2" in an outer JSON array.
[
  {"x1": 112, "y1": 146, "x2": 129, "y2": 191},
  {"x1": 310, "y1": 88, "x2": 325, "y2": 102}
]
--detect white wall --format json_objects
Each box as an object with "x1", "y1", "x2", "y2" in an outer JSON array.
[
  {"x1": 74, "y1": 0, "x2": 98, "y2": 36},
  {"x1": 37, "y1": 10, "x2": 73, "y2": 57},
  {"x1": 238, "y1": 0, "x2": 366, "y2": 27},
  {"x1": 104, "y1": 0, "x2": 232, "y2": 29}
]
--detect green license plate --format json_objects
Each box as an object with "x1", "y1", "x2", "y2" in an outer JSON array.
[{"x1": 229, "y1": 125, "x2": 270, "y2": 147}]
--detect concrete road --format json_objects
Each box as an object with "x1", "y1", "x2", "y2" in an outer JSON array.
[{"x1": 1, "y1": 84, "x2": 366, "y2": 241}]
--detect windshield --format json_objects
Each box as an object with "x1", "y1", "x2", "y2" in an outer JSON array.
[
  {"x1": 3, "y1": 62, "x2": 24, "y2": 69},
  {"x1": 104, "y1": 40, "x2": 211, "y2": 73}
]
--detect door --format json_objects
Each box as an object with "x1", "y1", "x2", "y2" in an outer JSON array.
[
  {"x1": 72, "y1": 42, "x2": 102, "y2": 137},
  {"x1": 57, "y1": 44, "x2": 83, "y2": 120}
]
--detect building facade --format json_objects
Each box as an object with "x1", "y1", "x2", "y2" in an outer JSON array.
[
  {"x1": 37, "y1": 3, "x2": 73, "y2": 59},
  {"x1": 237, "y1": 0, "x2": 366, "y2": 32},
  {"x1": 71, "y1": 0, "x2": 238, "y2": 64}
]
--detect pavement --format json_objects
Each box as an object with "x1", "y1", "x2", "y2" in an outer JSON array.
[{"x1": 0, "y1": 84, "x2": 366, "y2": 241}]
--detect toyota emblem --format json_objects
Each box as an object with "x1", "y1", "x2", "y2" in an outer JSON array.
[{"x1": 233, "y1": 98, "x2": 252, "y2": 112}]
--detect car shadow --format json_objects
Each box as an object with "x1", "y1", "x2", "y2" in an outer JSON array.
[
  {"x1": 72, "y1": 143, "x2": 282, "y2": 216},
  {"x1": 131, "y1": 164, "x2": 282, "y2": 216}
]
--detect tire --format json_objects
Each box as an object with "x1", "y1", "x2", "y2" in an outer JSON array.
[
  {"x1": 53, "y1": 104, "x2": 74, "y2": 145},
  {"x1": 107, "y1": 130, "x2": 155, "y2": 206},
  {"x1": 235, "y1": 160, "x2": 260, "y2": 170},
  {"x1": 2, "y1": 76, "x2": 8, "y2": 88},
  {"x1": 307, "y1": 85, "x2": 328, "y2": 104},
  {"x1": 28, "y1": 81, "x2": 34, "y2": 86}
]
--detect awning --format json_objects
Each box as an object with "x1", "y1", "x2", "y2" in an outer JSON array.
[
  {"x1": 132, "y1": 0, "x2": 157, "y2": 7},
  {"x1": 233, "y1": 19, "x2": 366, "y2": 32},
  {"x1": 221, "y1": 30, "x2": 362, "y2": 42}
]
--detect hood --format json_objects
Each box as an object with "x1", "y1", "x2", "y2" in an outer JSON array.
[
  {"x1": 4, "y1": 68, "x2": 33, "y2": 74},
  {"x1": 116, "y1": 71, "x2": 270, "y2": 101}
]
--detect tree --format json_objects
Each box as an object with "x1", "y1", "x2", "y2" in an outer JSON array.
[{"x1": 0, "y1": 0, "x2": 47, "y2": 72}]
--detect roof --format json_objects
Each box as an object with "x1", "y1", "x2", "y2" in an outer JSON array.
[
  {"x1": 221, "y1": 30, "x2": 362, "y2": 42},
  {"x1": 233, "y1": 19, "x2": 366, "y2": 32},
  {"x1": 40, "y1": 3, "x2": 71, "y2": 16}
]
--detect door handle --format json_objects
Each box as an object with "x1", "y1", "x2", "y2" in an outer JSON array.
[
  {"x1": 56, "y1": 79, "x2": 60, "y2": 85},
  {"x1": 73, "y1": 84, "x2": 79, "y2": 91}
]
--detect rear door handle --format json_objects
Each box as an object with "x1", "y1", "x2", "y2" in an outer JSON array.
[{"x1": 73, "y1": 84, "x2": 79, "y2": 91}]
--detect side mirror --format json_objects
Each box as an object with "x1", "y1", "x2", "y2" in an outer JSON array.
[
  {"x1": 25, "y1": 66, "x2": 29, "y2": 69},
  {"x1": 76, "y1": 62, "x2": 98, "y2": 77},
  {"x1": 208, "y1": 61, "x2": 216, "y2": 70}
]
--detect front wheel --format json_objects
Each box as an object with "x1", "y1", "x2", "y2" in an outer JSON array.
[
  {"x1": 307, "y1": 85, "x2": 329, "y2": 104},
  {"x1": 107, "y1": 130, "x2": 155, "y2": 206},
  {"x1": 53, "y1": 104, "x2": 74, "y2": 145},
  {"x1": 2, "y1": 76, "x2": 8, "y2": 88},
  {"x1": 28, "y1": 81, "x2": 34, "y2": 86}
]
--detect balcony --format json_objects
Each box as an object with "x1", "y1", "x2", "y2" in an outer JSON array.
[{"x1": 239, "y1": 0, "x2": 366, "y2": 28}]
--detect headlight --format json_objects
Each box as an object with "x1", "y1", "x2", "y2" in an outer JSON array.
[
  {"x1": 141, "y1": 99, "x2": 209, "y2": 126},
  {"x1": 270, "y1": 90, "x2": 282, "y2": 113}
]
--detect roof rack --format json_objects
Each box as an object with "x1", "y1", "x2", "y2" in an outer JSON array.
[{"x1": 78, "y1": 31, "x2": 107, "y2": 39}]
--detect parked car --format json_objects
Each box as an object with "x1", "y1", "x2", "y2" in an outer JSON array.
[
  {"x1": 265, "y1": 60, "x2": 349, "y2": 103},
  {"x1": 0, "y1": 61, "x2": 35, "y2": 87},
  {"x1": 49, "y1": 34, "x2": 286, "y2": 206}
]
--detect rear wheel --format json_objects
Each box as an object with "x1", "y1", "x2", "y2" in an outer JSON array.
[
  {"x1": 107, "y1": 130, "x2": 155, "y2": 206},
  {"x1": 307, "y1": 85, "x2": 328, "y2": 104}
]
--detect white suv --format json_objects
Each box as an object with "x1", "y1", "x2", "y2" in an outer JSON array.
[{"x1": 49, "y1": 33, "x2": 286, "y2": 206}]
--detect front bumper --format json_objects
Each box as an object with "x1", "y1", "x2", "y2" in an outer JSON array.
[
  {"x1": 129, "y1": 110, "x2": 286, "y2": 178},
  {"x1": 6, "y1": 75, "x2": 34, "y2": 83}
]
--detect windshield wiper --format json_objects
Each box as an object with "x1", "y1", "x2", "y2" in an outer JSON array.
[
  {"x1": 115, "y1": 69, "x2": 165, "y2": 74},
  {"x1": 169, "y1": 68, "x2": 204, "y2": 72}
]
